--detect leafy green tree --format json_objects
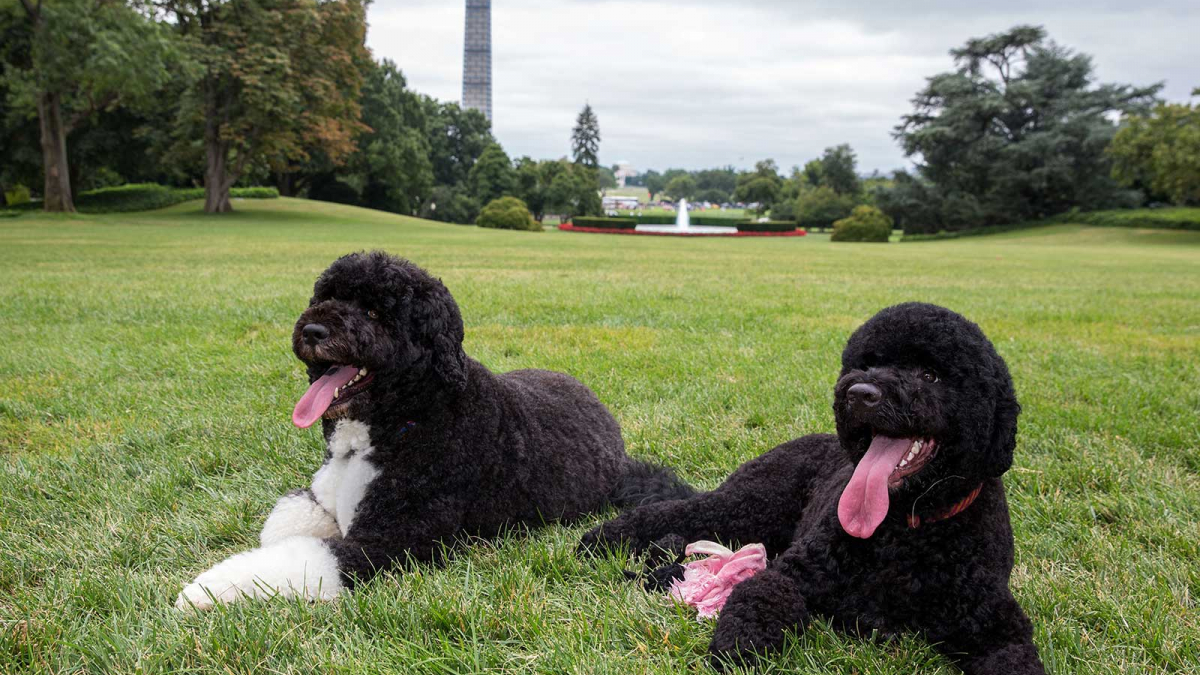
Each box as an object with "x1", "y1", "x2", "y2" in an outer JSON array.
[
  {"x1": 513, "y1": 156, "x2": 547, "y2": 221},
  {"x1": 801, "y1": 159, "x2": 823, "y2": 187},
  {"x1": 795, "y1": 185, "x2": 855, "y2": 229},
  {"x1": 819, "y1": 144, "x2": 860, "y2": 196},
  {"x1": 352, "y1": 60, "x2": 434, "y2": 215},
  {"x1": 545, "y1": 160, "x2": 600, "y2": 220},
  {"x1": 894, "y1": 25, "x2": 1160, "y2": 229},
  {"x1": 734, "y1": 159, "x2": 783, "y2": 216},
  {"x1": 424, "y1": 99, "x2": 493, "y2": 188},
  {"x1": 467, "y1": 143, "x2": 516, "y2": 206},
  {"x1": 597, "y1": 165, "x2": 617, "y2": 190},
  {"x1": 571, "y1": 103, "x2": 600, "y2": 169},
  {"x1": 161, "y1": 0, "x2": 369, "y2": 213},
  {"x1": 664, "y1": 174, "x2": 697, "y2": 201},
  {"x1": 694, "y1": 167, "x2": 737, "y2": 200},
  {"x1": 642, "y1": 169, "x2": 666, "y2": 197},
  {"x1": 2, "y1": 0, "x2": 176, "y2": 211},
  {"x1": 696, "y1": 188, "x2": 728, "y2": 204},
  {"x1": 420, "y1": 184, "x2": 479, "y2": 224},
  {"x1": 1109, "y1": 89, "x2": 1200, "y2": 206}
]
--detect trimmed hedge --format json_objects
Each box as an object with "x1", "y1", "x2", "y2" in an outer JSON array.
[
  {"x1": 4, "y1": 184, "x2": 280, "y2": 214},
  {"x1": 632, "y1": 214, "x2": 675, "y2": 225},
  {"x1": 629, "y1": 213, "x2": 743, "y2": 226},
  {"x1": 737, "y1": 220, "x2": 797, "y2": 233},
  {"x1": 476, "y1": 196, "x2": 541, "y2": 232},
  {"x1": 692, "y1": 215, "x2": 744, "y2": 225},
  {"x1": 573, "y1": 216, "x2": 637, "y2": 229}
]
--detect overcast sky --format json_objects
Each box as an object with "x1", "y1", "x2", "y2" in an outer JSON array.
[{"x1": 367, "y1": 0, "x2": 1199, "y2": 174}]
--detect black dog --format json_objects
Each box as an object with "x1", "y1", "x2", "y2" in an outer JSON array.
[
  {"x1": 177, "y1": 251, "x2": 690, "y2": 609},
  {"x1": 580, "y1": 303, "x2": 1044, "y2": 674}
]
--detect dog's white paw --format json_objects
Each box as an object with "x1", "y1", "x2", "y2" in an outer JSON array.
[{"x1": 174, "y1": 537, "x2": 344, "y2": 611}]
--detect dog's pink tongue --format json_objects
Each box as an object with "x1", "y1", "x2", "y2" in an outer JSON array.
[
  {"x1": 292, "y1": 366, "x2": 359, "y2": 429},
  {"x1": 838, "y1": 436, "x2": 912, "y2": 539}
]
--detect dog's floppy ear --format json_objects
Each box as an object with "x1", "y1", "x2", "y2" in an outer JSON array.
[
  {"x1": 411, "y1": 279, "x2": 468, "y2": 392},
  {"x1": 979, "y1": 360, "x2": 1020, "y2": 478}
]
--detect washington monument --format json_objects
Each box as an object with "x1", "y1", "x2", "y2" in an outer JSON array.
[{"x1": 462, "y1": 0, "x2": 492, "y2": 123}]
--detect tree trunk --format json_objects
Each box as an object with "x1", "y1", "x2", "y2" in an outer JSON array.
[
  {"x1": 36, "y1": 91, "x2": 75, "y2": 213},
  {"x1": 203, "y1": 100, "x2": 233, "y2": 213}
]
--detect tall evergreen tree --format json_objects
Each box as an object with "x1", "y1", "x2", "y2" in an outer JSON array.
[{"x1": 571, "y1": 104, "x2": 600, "y2": 169}]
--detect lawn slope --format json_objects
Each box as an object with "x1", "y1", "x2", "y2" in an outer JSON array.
[{"x1": 1, "y1": 199, "x2": 1198, "y2": 674}]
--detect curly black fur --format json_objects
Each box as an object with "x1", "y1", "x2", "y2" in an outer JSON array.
[
  {"x1": 295, "y1": 251, "x2": 692, "y2": 587},
  {"x1": 580, "y1": 303, "x2": 1044, "y2": 674}
]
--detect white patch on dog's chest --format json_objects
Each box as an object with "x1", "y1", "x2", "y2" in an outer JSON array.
[{"x1": 310, "y1": 419, "x2": 380, "y2": 537}]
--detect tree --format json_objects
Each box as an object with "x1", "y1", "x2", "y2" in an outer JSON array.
[
  {"x1": 893, "y1": 25, "x2": 1160, "y2": 229},
  {"x1": 571, "y1": 103, "x2": 600, "y2": 169},
  {"x1": 3, "y1": 0, "x2": 176, "y2": 211},
  {"x1": 733, "y1": 159, "x2": 783, "y2": 216},
  {"x1": 664, "y1": 174, "x2": 697, "y2": 201},
  {"x1": 796, "y1": 185, "x2": 855, "y2": 229},
  {"x1": 353, "y1": 60, "x2": 434, "y2": 215},
  {"x1": 800, "y1": 159, "x2": 823, "y2": 187},
  {"x1": 161, "y1": 0, "x2": 369, "y2": 213},
  {"x1": 1109, "y1": 89, "x2": 1200, "y2": 206},
  {"x1": 819, "y1": 144, "x2": 860, "y2": 196},
  {"x1": 424, "y1": 99, "x2": 493, "y2": 188},
  {"x1": 420, "y1": 184, "x2": 479, "y2": 224},
  {"x1": 467, "y1": 143, "x2": 516, "y2": 205},
  {"x1": 694, "y1": 167, "x2": 737, "y2": 201},
  {"x1": 597, "y1": 165, "x2": 617, "y2": 190},
  {"x1": 642, "y1": 169, "x2": 666, "y2": 197},
  {"x1": 545, "y1": 160, "x2": 600, "y2": 220}
]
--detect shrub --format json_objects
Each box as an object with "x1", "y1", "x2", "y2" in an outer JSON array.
[
  {"x1": 573, "y1": 216, "x2": 637, "y2": 229},
  {"x1": 0, "y1": 184, "x2": 279, "y2": 214},
  {"x1": 4, "y1": 184, "x2": 31, "y2": 206},
  {"x1": 737, "y1": 220, "x2": 797, "y2": 233},
  {"x1": 476, "y1": 196, "x2": 540, "y2": 232},
  {"x1": 831, "y1": 205, "x2": 893, "y2": 242}
]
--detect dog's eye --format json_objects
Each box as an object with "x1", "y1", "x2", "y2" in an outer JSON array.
[
  {"x1": 367, "y1": 309, "x2": 379, "y2": 320},
  {"x1": 922, "y1": 370, "x2": 939, "y2": 383}
]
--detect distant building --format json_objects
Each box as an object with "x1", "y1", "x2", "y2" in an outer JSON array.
[
  {"x1": 602, "y1": 195, "x2": 640, "y2": 210},
  {"x1": 614, "y1": 162, "x2": 636, "y2": 188},
  {"x1": 462, "y1": 0, "x2": 492, "y2": 122}
]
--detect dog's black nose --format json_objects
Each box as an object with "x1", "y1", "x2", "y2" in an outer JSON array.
[
  {"x1": 847, "y1": 383, "x2": 883, "y2": 410},
  {"x1": 302, "y1": 323, "x2": 329, "y2": 346}
]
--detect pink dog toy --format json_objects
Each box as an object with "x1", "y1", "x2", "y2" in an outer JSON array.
[{"x1": 668, "y1": 541, "x2": 768, "y2": 619}]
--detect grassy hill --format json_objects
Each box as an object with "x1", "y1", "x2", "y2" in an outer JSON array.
[{"x1": 2, "y1": 199, "x2": 1198, "y2": 673}]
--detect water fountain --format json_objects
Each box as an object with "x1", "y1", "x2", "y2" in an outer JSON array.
[{"x1": 635, "y1": 198, "x2": 737, "y2": 234}]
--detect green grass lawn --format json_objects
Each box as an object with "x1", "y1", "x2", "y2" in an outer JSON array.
[{"x1": 2, "y1": 198, "x2": 1198, "y2": 674}]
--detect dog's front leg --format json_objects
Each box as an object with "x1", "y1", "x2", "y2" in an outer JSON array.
[
  {"x1": 707, "y1": 564, "x2": 809, "y2": 670},
  {"x1": 259, "y1": 488, "x2": 341, "y2": 547},
  {"x1": 941, "y1": 594, "x2": 1046, "y2": 675},
  {"x1": 175, "y1": 535, "x2": 344, "y2": 610}
]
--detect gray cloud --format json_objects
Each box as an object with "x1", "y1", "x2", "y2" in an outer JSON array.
[{"x1": 368, "y1": 0, "x2": 1199, "y2": 173}]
